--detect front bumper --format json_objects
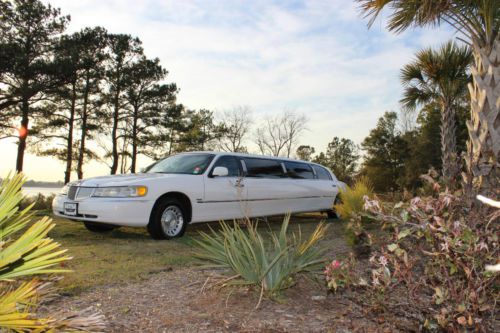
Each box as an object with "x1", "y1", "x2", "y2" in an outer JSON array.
[{"x1": 52, "y1": 194, "x2": 153, "y2": 227}]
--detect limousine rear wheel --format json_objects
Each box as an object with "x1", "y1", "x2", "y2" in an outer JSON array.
[
  {"x1": 83, "y1": 221, "x2": 116, "y2": 232},
  {"x1": 148, "y1": 198, "x2": 187, "y2": 240},
  {"x1": 328, "y1": 196, "x2": 342, "y2": 219}
]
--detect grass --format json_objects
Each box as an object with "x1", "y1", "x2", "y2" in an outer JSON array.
[
  {"x1": 48, "y1": 217, "x2": 195, "y2": 294},
  {"x1": 46, "y1": 213, "x2": 347, "y2": 295}
]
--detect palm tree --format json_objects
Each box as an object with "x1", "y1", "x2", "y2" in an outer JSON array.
[
  {"x1": 401, "y1": 41, "x2": 472, "y2": 184},
  {"x1": 357, "y1": 0, "x2": 499, "y2": 193}
]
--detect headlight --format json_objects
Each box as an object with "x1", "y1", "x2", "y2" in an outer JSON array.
[{"x1": 91, "y1": 186, "x2": 148, "y2": 198}]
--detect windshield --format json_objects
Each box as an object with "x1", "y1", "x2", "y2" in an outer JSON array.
[{"x1": 147, "y1": 154, "x2": 214, "y2": 175}]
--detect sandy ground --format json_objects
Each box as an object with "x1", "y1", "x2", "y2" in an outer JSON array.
[{"x1": 43, "y1": 266, "x2": 406, "y2": 333}]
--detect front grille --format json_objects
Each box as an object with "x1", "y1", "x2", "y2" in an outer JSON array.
[{"x1": 68, "y1": 186, "x2": 78, "y2": 200}]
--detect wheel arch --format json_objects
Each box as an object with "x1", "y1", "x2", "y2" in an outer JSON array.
[{"x1": 150, "y1": 191, "x2": 193, "y2": 224}]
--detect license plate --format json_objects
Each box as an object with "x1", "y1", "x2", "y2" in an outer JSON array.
[{"x1": 64, "y1": 202, "x2": 78, "y2": 216}]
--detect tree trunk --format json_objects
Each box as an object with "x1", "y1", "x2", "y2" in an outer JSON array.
[
  {"x1": 440, "y1": 103, "x2": 459, "y2": 185},
  {"x1": 168, "y1": 127, "x2": 175, "y2": 155},
  {"x1": 110, "y1": 89, "x2": 120, "y2": 175},
  {"x1": 64, "y1": 81, "x2": 77, "y2": 184},
  {"x1": 464, "y1": 39, "x2": 500, "y2": 194},
  {"x1": 77, "y1": 75, "x2": 90, "y2": 180},
  {"x1": 130, "y1": 105, "x2": 139, "y2": 173},
  {"x1": 15, "y1": 98, "x2": 29, "y2": 172}
]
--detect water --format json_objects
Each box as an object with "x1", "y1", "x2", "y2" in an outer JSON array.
[{"x1": 22, "y1": 187, "x2": 61, "y2": 197}]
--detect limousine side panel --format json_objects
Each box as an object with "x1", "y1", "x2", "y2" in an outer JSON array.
[{"x1": 243, "y1": 177, "x2": 337, "y2": 218}]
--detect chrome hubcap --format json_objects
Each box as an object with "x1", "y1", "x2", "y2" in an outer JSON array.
[{"x1": 160, "y1": 205, "x2": 184, "y2": 237}]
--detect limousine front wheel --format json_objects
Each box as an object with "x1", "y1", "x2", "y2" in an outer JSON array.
[{"x1": 148, "y1": 198, "x2": 187, "y2": 240}]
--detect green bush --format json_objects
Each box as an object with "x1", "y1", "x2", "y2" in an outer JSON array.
[
  {"x1": 334, "y1": 177, "x2": 373, "y2": 219},
  {"x1": 193, "y1": 215, "x2": 328, "y2": 302},
  {"x1": 20, "y1": 193, "x2": 55, "y2": 211},
  {"x1": 334, "y1": 178, "x2": 374, "y2": 257}
]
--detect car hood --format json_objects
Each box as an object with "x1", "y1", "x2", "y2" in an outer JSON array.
[{"x1": 73, "y1": 173, "x2": 175, "y2": 187}]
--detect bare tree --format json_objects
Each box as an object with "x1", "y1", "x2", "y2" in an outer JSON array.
[
  {"x1": 216, "y1": 106, "x2": 252, "y2": 152},
  {"x1": 255, "y1": 110, "x2": 308, "y2": 157}
]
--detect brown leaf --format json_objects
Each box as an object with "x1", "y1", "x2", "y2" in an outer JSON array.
[{"x1": 457, "y1": 316, "x2": 467, "y2": 326}]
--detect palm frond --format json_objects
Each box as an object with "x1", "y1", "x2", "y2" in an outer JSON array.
[{"x1": 357, "y1": 0, "x2": 499, "y2": 48}]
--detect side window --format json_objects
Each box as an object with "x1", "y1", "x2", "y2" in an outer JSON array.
[
  {"x1": 211, "y1": 156, "x2": 241, "y2": 177},
  {"x1": 312, "y1": 165, "x2": 332, "y2": 180},
  {"x1": 284, "y1": 161, "x2": 314, "y2": 179},
  {"x1": 243, "y1": 158, "x2": 284, "y2": 178}
]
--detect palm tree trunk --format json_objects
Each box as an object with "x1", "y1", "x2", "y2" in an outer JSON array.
[
  {"x1": 465, "y1": 39, "x2": 500, "y2": 194},
  {"x1": 440, "y1": 103, "x2": 459, "y2": 185}
]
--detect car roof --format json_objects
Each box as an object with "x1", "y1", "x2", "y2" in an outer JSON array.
[{"x1": 179, "y1": 151, "x2": 317, "y2": 164}]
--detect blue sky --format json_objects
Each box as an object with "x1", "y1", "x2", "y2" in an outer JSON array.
[{"x1": 0, "y1": 0, "x2": 455, "y2": 181}]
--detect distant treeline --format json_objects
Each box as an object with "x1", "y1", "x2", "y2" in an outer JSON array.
[
  {"x1": 23, "y1": 180, "x2": 64, "y2": 188},
  {"x1": 0, "y1": 178, "x2": 64, "y2": 187}
]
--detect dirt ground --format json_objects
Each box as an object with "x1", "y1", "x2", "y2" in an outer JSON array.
[
  {"x1": 42, "y1": 215, "x2": 416, "y2": 332},
  {"x1": 44, "y1": 266, "x2": 405, "y2": 333}
]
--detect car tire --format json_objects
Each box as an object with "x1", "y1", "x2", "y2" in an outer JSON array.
[
  {"x1": 83, "y1": 221, "x2": 116, "y2": 232},
  {"x1": 148, "y1": 198, "x2": 188, "y2": 240},
  {"x1": 328, "y1": 196, "x2": 342, "y2": 219}
]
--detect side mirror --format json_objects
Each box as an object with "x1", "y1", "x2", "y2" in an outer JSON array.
[{"x1": 212, "y1": 166, "x2": 229, "y2": 177}]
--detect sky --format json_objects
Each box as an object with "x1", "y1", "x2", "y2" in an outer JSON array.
[{"x1": 0, "y1": 0, "x2": 455, "y2": 181}]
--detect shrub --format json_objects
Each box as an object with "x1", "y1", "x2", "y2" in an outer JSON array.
[
  {"x1": 193, "y1": 215, "x2": 328, "y2": 302},
  {"x1": 335, "y1": 177, "x2": 374, "y2": 257},
  {"x1": 0, "y1": 173, "x2": 105, "y2": 331},
  {"x1": 324, "y1": 255, "x2": 364, "y2": 292},
  {"x1": 362, "y1": 183, "x2": 499, "y2": 331},
  {"x1": 334, "y1": 177, "x2": 373, "y2": 219},
  {"x1": 20, "y1": 193, "x2": 55, "y2": 211}
]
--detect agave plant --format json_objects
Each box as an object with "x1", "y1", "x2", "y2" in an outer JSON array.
[
  {"x1": 193, "y1": 215, "x2": 327, "y2": 302},
  {"x1": 0, "y1": 173, "x2": 105, "y2": 331}
]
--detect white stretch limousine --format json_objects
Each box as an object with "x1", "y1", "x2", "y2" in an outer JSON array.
[{"x1": 52, "y1": 152, "x2": 345, "y2": 239}]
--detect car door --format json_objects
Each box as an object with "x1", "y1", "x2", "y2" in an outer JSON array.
[
  {"x1": 311, "y1": 164, "x2": 338, "y2": 210},
  {"x1": 281, "y1": 161, "x2": 319, "y2": 213},
  {"x1": 202, "y1": 155, "x2": 248, "y2": 221},
  {"x1": 242, "y1": 157, "x2": 290, "y2": 217}
]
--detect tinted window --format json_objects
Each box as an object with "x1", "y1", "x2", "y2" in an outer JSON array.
[
  {"x1": 147, "y1": 154, "x2": 214, "y2": 175},
  {"x1": 284, "y1": 161, "x2": 314, "y2": 179},
  {"x1": 312, "y1": 165, "x2": 332, "y2": 180},
  {"x1": 244, "y1": 158, "x2": 284, "y2": 178},
  {"x1": 211, "y1": 156, "x2": 241, "y2": 177}
]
